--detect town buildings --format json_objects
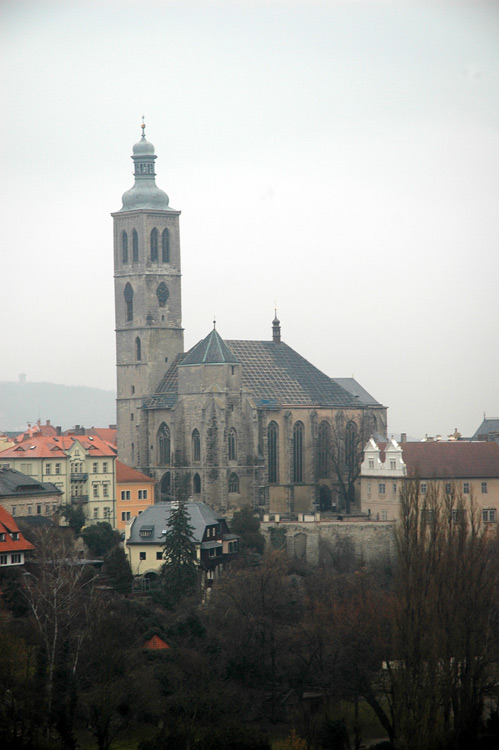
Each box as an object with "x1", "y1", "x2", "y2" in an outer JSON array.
[
  {"x1": 116, "y1": 459, "x2": 155, "y2": 530},
  {"x1": 113, "y1": 125, "x2": 387, "y2": 514},
  {"x1": 0, "y1": 466, "x2": 62, "y2": 521},
  {"x1": 0, "y1": 505, "x2": 34, "y2": 567},
  {"x1": 360, "y1": 438, "x2": 499, "y2": 523}
]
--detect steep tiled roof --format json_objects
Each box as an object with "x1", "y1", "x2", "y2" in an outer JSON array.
[
  {"x1": 0, "y1": 467, "x2": 62, "y2": 498},
  {"x1": 116, "y1": 460, "x2": 153, "y2": 484},
  {"x1": 0, "y1": 434, "x2": 116, "y2": 459},
  {"x1": 144, "y1": 634, "x2": 170, "y2": 650},
  {"x1": 0, "y1": 506, "x2": 35, "y2": 553},
  {"x1": 378, "y1": 441, "x2": 499, "y2": 478},
  {"x1": 181, "y1": 328, "x2": 238, "y2": 366},
  {"x1": 472, "y1": 418, "x2": 499, "y2": 441},
  {"x1": 332, "y1": 378, "x2": 382, "y2": 406}
]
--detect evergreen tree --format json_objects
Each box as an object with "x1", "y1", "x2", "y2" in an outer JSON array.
[{"x1": 160, "y1": 499, "x2": 198, "y2": 606}]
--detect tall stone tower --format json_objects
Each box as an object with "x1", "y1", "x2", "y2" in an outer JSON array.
[{"x1": 112, "y1": 124, "x2": 184, "y2": 467}]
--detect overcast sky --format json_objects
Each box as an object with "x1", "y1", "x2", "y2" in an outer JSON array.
[{"x1": 1, "y1": 0, "x2": 498, "y2": 439}]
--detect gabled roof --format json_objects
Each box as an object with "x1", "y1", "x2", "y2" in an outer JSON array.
[
  {"x1": 332, "y1": 378, "x2": 382, "y2": 407},
  {"x1": 144, "y1": 634, "x2": 170, "y2": 650},
  {"x1": 472, "y1": 418, "x2": 499, "y2": 441},
  {"x1": 0, "y1": 467, "x2": 62, "y2": 498},
  {"x1": 0, "y1": 506, "x2": 35, "y2": 553},
  {"x1": 116, "y1": 460, "x2": 154, "y2": 484},
  {"x1": 180, "y1": 327, "x2": 238, "y2": 366},
  {"x1": 377, "y1": 441, "x2": 499, "y2": 479},
  {"x1": 127, "y1": 501, "x2": 227, "y2": 545},
  {"x1": 0, "y1": 434, "x2": 116, "y2": 459}
]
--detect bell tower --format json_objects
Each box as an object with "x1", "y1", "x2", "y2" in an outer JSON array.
[{"x1": 112, "y1": 122, "x2": 184, "y2": 467}]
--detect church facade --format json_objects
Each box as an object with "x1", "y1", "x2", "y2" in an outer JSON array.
[{"x1": 113, "y1": 127, "x2": 387, "y2": 514}]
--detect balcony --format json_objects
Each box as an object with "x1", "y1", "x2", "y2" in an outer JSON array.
[
  {"x1": 71, "y1": 473, "x2": 88, "y2": 481},
  {"x1": 71, "y1": 495, "x2": 89, "y2": 504}
]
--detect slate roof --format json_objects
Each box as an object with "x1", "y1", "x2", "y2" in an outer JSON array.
[
  {"x1": 0, "y1": 467, "x2": 62, "y2": 499},
  {"x1": 151, "y1": 336, "x2": 372, "y2": 410},
  {"x1": 377, "y1": 441, "x2": 499, "y2": 479},
  {"x1": 472, "y1": 418, "x2": 499, "y2": 441},
  {"x1": 127, "y1": 501, "x2": 224, "y2": 545}
]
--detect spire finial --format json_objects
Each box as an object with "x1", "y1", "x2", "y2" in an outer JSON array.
[
  {"x1": 141, "y1": 115, "x2": 146, "y2": 139},
  {"x1": 213, "y1": 316, "x2": 216, "y2": 330}
]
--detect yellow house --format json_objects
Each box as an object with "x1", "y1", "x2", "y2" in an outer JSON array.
[
  {"x1": 116, "y1": 460, "x2": 155, "y2": 531},
  {"x1": 360, "y1": 438, "x2": 499, "y2": 524}
]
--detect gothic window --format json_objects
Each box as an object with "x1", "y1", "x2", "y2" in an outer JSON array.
[
  {"x1": 162, "y1": 228, "x2": 170, "y2": 262},
  {"x1": 122, "y1": 231, "x2": 128, "y2": 263},
  {"x1": 150, "y1": 228, "x2": 158, "y2": 261},
  {"x1": 124, "y1": 282, "x2": 133, "y2": 322},
  {"x1": 135, "y1": 336, "x2": 141, "y2": 361},
  {"x1": 293, "y1": 421, "x2": 304, "y2": 483},
  {"x1": 132, "y1": 229, "x2": 139, "y2": 262},
  {"x1": 268, "y1": 421, "x2": 279, "y2": 483},
  {"x1": 158, "y1": 423, "x2": 171, "y2": 465},
  {"x1": 160, "y1": 471, "x2": 171, "y2": 501},
  {"x1": 228, "y1": 472, "x2": 239, "y2": 493},
  {"x1": 345, "y1": 420, "x2": 357, "y2": 468},
  {"x1": 318, "y1": 421, "x2": 330, "y2": 477},
  {"x1": 228, "y1": 427, "x2": 237, "y2": 461},
  {"x1": 156, "y1": 281, "x2": 169, "y2": 307},
  {"x1": 193, "y1": 473, "x2": 201, "y2": 494},
  {"x1": 192, "y1": 429, "x2": 200, "y2": 462}
]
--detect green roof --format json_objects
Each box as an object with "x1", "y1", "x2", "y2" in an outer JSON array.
[{"x1": 180, "y1": 328, "x2": 238, "y2": 366}]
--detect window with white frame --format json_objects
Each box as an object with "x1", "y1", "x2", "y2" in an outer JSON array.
[
  {"x1": 104, "y1": 507, "x2": 111, "y2": 518},
  {"x1": 390, "y1": 460, "x2": 396, "y2": 470},
  {"x1": 381, "y1": 510, "x2": 388, "y2": 521},
  {"x1": 121, "y1": 511, "x2": 131, "y2": 521},
  {"x1": 392, "y1": 483, "x2": 397, "y2": 494},
  {"x1": 378, "y1": 483, "x2": 386, "y2": 495},
  {"x1": 93, "y1": 463, "x2": 98, "y2": 473},
  {"x1": 103, "y1": 462, "x2": 108, "y2": 473},
  {"x1": 11, "y1": 554, "x2": 21, "y2": 564},
  {"x1": 46, "y1": 463, "x2": 52, "y2": 474},
  {"x1": 93, "y1": 508, "x2": 99, "y2": 519},
  {"x1": 103, "y1": 484, "x2": 109, "y2": 497},
  {"x1": 93, "y1": 485, "x2": 99, "y2": 498},
  {"x1": 481, "y1": 482, "x2": 488, "y2": 494},
  {"x1": 420, "y1": 483, "x2": 427, "y2": 494},
  {"x1": 138, "y1": 489, "x2": 148, "y2": 500},
  {"x1": 482, "y1": 508, "x2": 496, "y2": 522},
  {"x1": 463, "y1": 482, "x2": 470, "y2": 494},
  {"x1": 368, "y1": 459, "x2": 374, "y2": 469}
]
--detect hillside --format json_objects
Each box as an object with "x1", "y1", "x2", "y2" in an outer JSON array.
[{"x1": 0, "y1": 380, "x2": 116, "y2": 433}]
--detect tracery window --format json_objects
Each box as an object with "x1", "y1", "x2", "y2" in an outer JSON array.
[
  {"x1": 228, "y1": 427, "x2": 237, "y2": 461},
  {"x1": 318, "y1": 421, "x2": 330, "y2": 477},
  {"x1": 124, "y1": 282, "x2": 133, "y2": 321},
  {"x1": 156, "y1": 281, "x2": 169, "y2": 307},
  {"x1": 192, "y1": 429, "x2": 200, "y2": 461},
  {"x1": 293, "y1": 421, "x2": 304, "y2": 483},
  {"x1": 162, "y1": 228, "x2": 170, "y2": 262},
  {"x1": 193, "y1": 473, "x2": 201, "y2": 494},
  {"x1": 122, "y1": 231, "x2": 128, "y2": 263},
  {"x1": 158, "y1": 423, "x2": 171, "y2": 465},
  {"x1": 135, "y1": 336, "x2": 141, "y2": 361},
  {"x1": 228, "y1": 472, "x2": 239, "y2": 493},
  {"x1": 132, "y1": 229, "x2": 139, "y2": 262},
  {"x1": 345, "y1": 420, "x2": 357, "y2": 468},
  {"x1": 268, "y1": 421, "x2": 279, "y2": 483},
  {"x1": 150, "y1": 228, "x2": 158, "y2": 261}
]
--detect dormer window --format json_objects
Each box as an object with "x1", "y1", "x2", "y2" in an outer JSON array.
[{"x1": 0, "y1": 533, "x2": 5, "y2": 542}]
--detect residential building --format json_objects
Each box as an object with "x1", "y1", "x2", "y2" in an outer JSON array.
[
  {"x1": 0, "y1": 505, "x2": 34, "y2": 567},
  {"x1": 116, "y1": 460, "x2": 155, "y2": 531},
  {"x1": 0, "y1": 466, "x2": 62, "y2": 520},
  {"x1": 0, "y1": 435, "x2": 117, "y2": 527},
  {"x1": 125, "y1": 500, "x2": 239, "y2": 586},
  {"x1": 113, "y1": 125, "x2": 387, "y2": 515},
  {"x1": 360, "y1": 438, "x2": 499, "y2": 524}
]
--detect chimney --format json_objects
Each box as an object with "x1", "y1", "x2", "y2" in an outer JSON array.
[
  {"x1": 56, "y1": 426, "x2": 62, "y2": 436},
  {"x1": 46, "y1": 419, "x2": 51, "y2": 426},
  {"x1": 400, "y1": 433, "x2": 407, "y2": 443}
]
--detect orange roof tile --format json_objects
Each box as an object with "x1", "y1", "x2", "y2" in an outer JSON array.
[
  {"x1": 0, "y1": 434, "x2": 116, "y2": 459},
  {"x1": 0, "y1": 506, "x2": 35, "y2": 553},
  {"x1": 116, "y1": 460, "x2": 154, "y2": 484},
  {"x1": 144, "y1": 634, "x2": 169, "y2": 650}
]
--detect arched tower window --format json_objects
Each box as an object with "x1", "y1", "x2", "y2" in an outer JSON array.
[
  {"x1": 268, "y1": 421, "x2": 279, "y2": 483},
  {"x1": 156, "y1": 282, "x2": 169, "y2": 308},
  {"x1": 158, "y1": 423, "x2": 171, "y2": 466},
  {"x1": 192, "y1": 429, "x2": 201, "y2": 462},
  {"x1": 193, "y1": 473, "x2": 201, "y2": 494},
  {"x1": 162, "y1": 228, "x2": 170, "y2": 262},
  {"x1": 135, "y1": 336, "x2": 141, "y2": 361},
  {"x1": 160, "y1": 471, "x2": 171, "y2": 501},
  {"x1": 124, "y1": 283, "x2": 134, "y2": 322},
  {"x1": 293, "y1": 421, "x2": 304, "y2": 483},
  {"x1": 318, "y1": 421, "x2": 330, "y2": 477},
  {"x1": 132, "y1": 229, "x2": 139, "y2": 262},
  {"x1": 228, "y1": 427, "x2": 237, "y2": 461},
  {"x1": 345, "y1": 420, "x2": 358, "y2": 468},
  {"x1": 228, "y1": 472, "x2": 239, "y2": 493},
  {"x1": 121, "y1": 231, "x2": 128, "y2": 263},
  {"x1": 150, "y1": 228, "x2": 158, "y2": 261}
]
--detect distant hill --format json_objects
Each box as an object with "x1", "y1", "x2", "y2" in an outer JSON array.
[{"x1": 0, "y1": 381, "x2": 116, "y2": 433}]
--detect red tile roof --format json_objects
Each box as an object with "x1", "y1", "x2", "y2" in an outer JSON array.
[
  {"x1": 380, "y1": 441, "x2": 499, "y2": 479},
  {"x1": 116, "y1": 460, "x2": 154, "y2": 484},
  {"x1": 144, "y1": 634, "x2": 169, "y2": 650},
  {"x1": 0, "y1": 506, "x2": 34, "y2": 553},
  {"x1": 0, "y1": 434, "x2": 116, "y2": 459}
]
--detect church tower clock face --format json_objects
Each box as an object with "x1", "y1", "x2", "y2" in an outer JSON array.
[{"x1": 112, "y1": 123, "x2": 184, "y2": 468}]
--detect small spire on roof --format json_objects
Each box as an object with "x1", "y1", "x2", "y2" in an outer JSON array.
[
  {"x1": 141, "y1": 115, "x2": 146, "y2": 139},
  {"x1": 213, "y1": 316, "x2": 216, "y2": 330},
  {"x1": 272, "y1": 308, "x2": 281, "y2": 343}
]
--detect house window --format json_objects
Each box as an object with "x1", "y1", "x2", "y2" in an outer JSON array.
[
  {"x1": 192, "y1": 429, "x2": 201, "y2": 461},
  {"x1": 482, "y1": 508, "x2": 496, "y2": 523},
  {"x1": 104, "y1": 507, "x2": 111, "y2": 518},
  {"x1": 378, "y1": 483, "x2": 386, "y2": 496},
  {"x1": 121, "y1": 511, "x2": 131, "y2": 521},
  {"x1": 46, "y1": 463, "x2": 51, "y2": 474},
  {"x1": 93, "y1": 508, "x2": 99, "y2": 519},
  {"x1": 136, "y1": 337, "x2": 141, "y2": 361},
  {"x1": 228, "y1": 428, "x2": 237, "y2": 461},
  {"x1": 93, "y1": 462, "x2": 98, "y2": 473},
  {"x1": 156, "y1": 551, "x2": 163, "y2": 560},
  {"x1": 158, "y1": 423, "x2": 171, "y2": 465},
  {"x1": 103, "y1": 462, "x2": 108, "y2": 473},
  {"x1": 445, "y1": 482, "x2": 452, "y2": 495},
  {"x1": 55, "y1": 463, "x2": 61, "y2": 474},
  {"x1": 122, "y1": 230, "x2": 128, "y2": 263},
  {"x1": 293, "y1": 421, "x2": 304, "y2": 483},
  {"x1": 36, "y1": 504, "x2": 41, "y2": 515},
  {"x1": 139, "y1": 551, "x2": 146, "y2": 561},
  {"x1": 368, "y1": 459, "x2": 374, "y2": 470},
  {"x1": 420, "y1": 483, "x2": 427, "y2": 494},
  {"x1": 93, "y1": 485, "x2": 99, "y2": 498},
  {"x1": 228, "y1": 472, "x2": 239, "y2": 493},
  {"x1": 0, "y1": 555, "x2": 7, "y2": 565},
  {"x1": 0, "y1": 533, "x2": 5, "y2": 541},
  {"x1": 150, "y1": 227, "x2": 158, "y2": 261},
  {"x1": 121, "y1": 490, "x2": 131, "y2": 500},
  {"x1": 11, "y1": 532, "x2": 19, "y2": 541},
  {"x1": 392, "y1": 483, "x2": 397, "y2": 494},
  {"x1": 381, "y1": 510, "x2": 388, "y2": 521},
  {"x1": 11, "y1": 553, "x2": 21, "y2": 564},
  {"x1": 481, "y1": 482, "x2": 488, "y2": 494},
  {"x1": 193, "y1": 473, "x2": 201, "y2": 494},
  {"x1": 268, "y1": 421, "x2": 279, "y2": 483},
  {"x1": 390, "y1": 460, "x2": 396, "y2": 470},
  {"x1": 11, "y1": 506, "x2": 16, "y2": 516},
  {"x1": 27, "y1": 506, "x2": 32, "y2": 515},
  {"x1": 132, "y1": 229, "x2": 139, "y2": 261},
  {"x1": 162, "y1": 228, "x2": 170, "y2": 262},
  {"x1": 463, "y1": 482, "x2": 470, "y2": 494},
  {"x1": 124, "y1": 282, "x2": 134, "y2": 321},
  {"x1": 318, "y1": 421, "x2": 330, "y2": 477},
  {"x1": 103, "y1": 484, "x2": 109, "y2": 497},
  {"x1": 138, "y1": 489, "x2": 148, "y2": 500}
]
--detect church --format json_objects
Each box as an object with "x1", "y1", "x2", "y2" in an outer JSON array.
[{"x1": 112, "y1": 125, "x2": 387, "y2": 515}]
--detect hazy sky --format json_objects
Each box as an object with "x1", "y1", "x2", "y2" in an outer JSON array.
[{"x1": 1, "y1": 0, "x2": 498, "y2": 439}]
